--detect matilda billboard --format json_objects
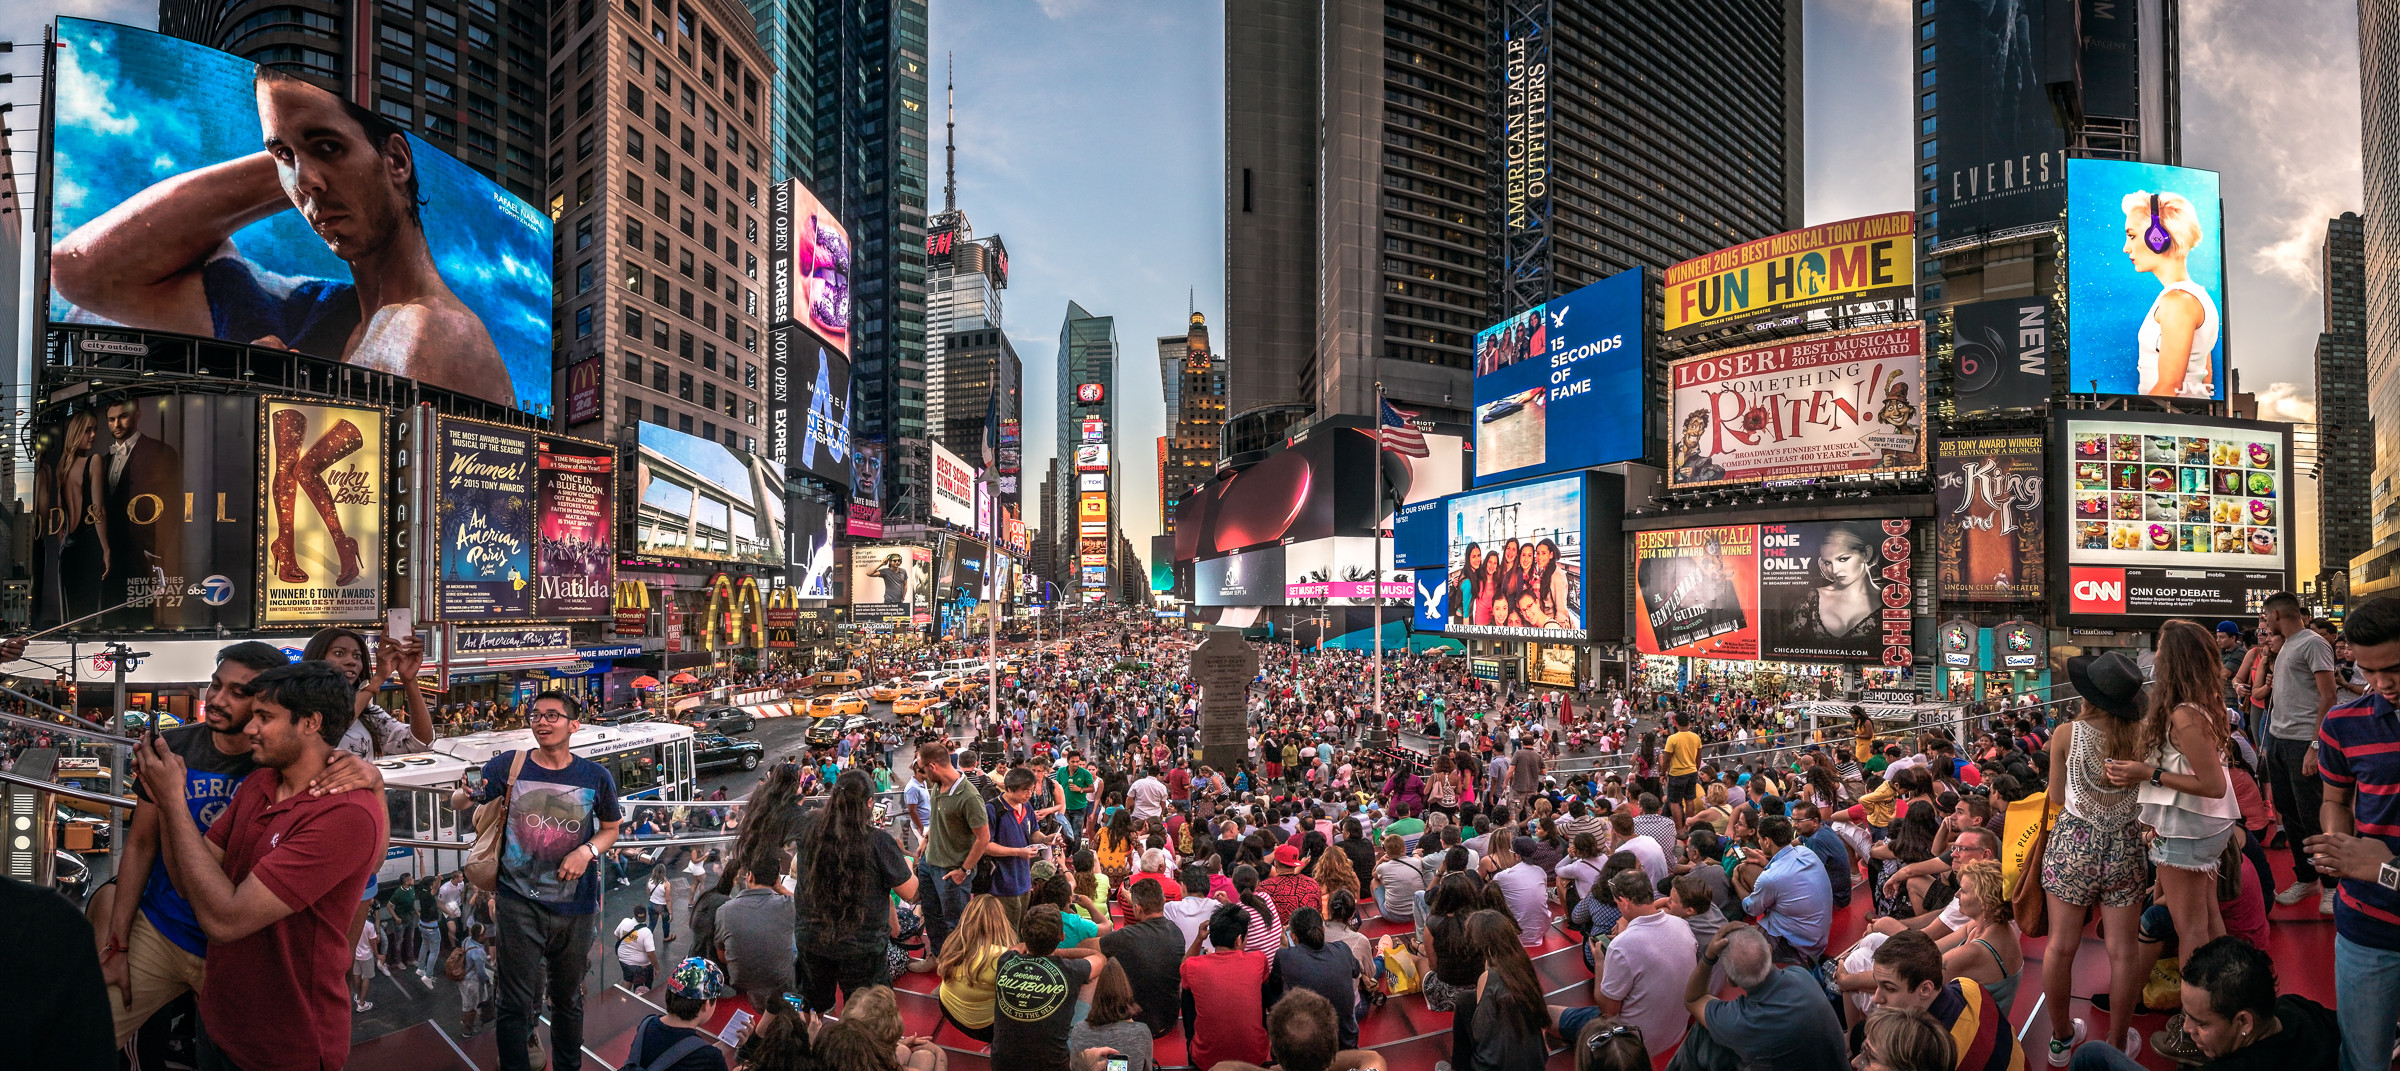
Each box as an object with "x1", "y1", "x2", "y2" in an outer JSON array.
[
  {"x1": 261, "y1": 400, "x2": 385, "y2": 624},
  {"x1": 1935, "y1": 434, "x2": 2046, "y2": 602},
  {"x1": 535, "y1": 440, "x2": 614, "y2": 618},
  {"x1": 1667, "y1": 323, "x2": 1927, "y2": 489},
  {"x1": 1662, "y1": 213, "x2": 1915, "y2": 338},
  {"x1": 436, "y1": 418, "x2": 535, "y2": 618}
]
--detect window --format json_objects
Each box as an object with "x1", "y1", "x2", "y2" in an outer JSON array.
[
  {"x1": 1920, "y1": 116, "x2": 1935, "y2": 135},
  {"x1": 676, "y1": 7, "x2": 692, "y2": 36},
  {"x1": 743, "y1": 288, "x2": 755, "y2": 315},
  {"x1": 744, "y1": 179, "x2": 755, "y2": 207},
  {"x1": 653, "y1": 319, "x2": 669, "y2": 348},
  {"x1": 702, "y1": 185, "x2": 716, "y2": 212},
  {"x1": 1920, "y1": 92, "x2": 1936, "y2": 112},
  {"x1": 427, "y1": 5, "x2": 456, "y2": 32},
  {"x1": 742, "y1": 327, "x2": 755, "y2": 352},
  {"x1": 426, "y1": 77, "x2": 454, "y2": 102},
  {"x1": 627, "y1": 128, "x2": 645, "y2": 157},
  {"x1": 745, "y1": 400, "x2": 757, "y2": 426},
  {"x1": 653, "y1": 231, "x2": 669, "y2": 261},
  {"x1": 653, "y1": 363, "x2": 670, "y2": 390},
  {"x1": 623, "y1": 261, "x2": 643, "y2": 290},
  {"x1": 574, "y1": 214, "x2": 593, "y2": 249},
  {"x1": 654, "y1": 189, "x2": 670, "y2": 219},
  {"x1": 624, "y1": 307, "x2": 644, "y2": 337},
  {"x1": 381, "y1": 24, "x2": 414, "y2": 51},
  {"x1": 379, "y1": 99, "x2": 414, "y2": 124},
  {"x1": 678, "y1": 331, "x2": 694, "y2": 360},
  {"x1": 550, "y1": 107, "x2": 565, "y2": 137},
  {"x1": 677, "y1": 414, "x2": 692, "y2": 434},
  {"x1": 680, "y1": 124, "x2": 695, "y2": 153},
  {"x1": 576, "y1": 169, "x2": 594, "y2": 205},
  {"x1": 574, "y1": 305, "x2": 593, "y2": 338},
  {"x1": 626, "y1": 397, "x2": 641, "y2": 425},
  {"x1": 678, "y1": 208, "x2": 694, "y2": 236},
  {"x1": 466, "y1": 128, "x2": 496, "y2": 156},
  {"x1": 628, "y1": 84, "x2": 645, "y2": 113},
  {"x1": 704, "y1": 105, "x2": 718, "y2": 134},
  {"x1": 703, "y1": 421, "x2": 717, "y2": 442},
  {"x1": 576, "y1": 79, "x2": 595, "y2": 117},
  {"x1": 426, "y1": 41, "x2": 456, "y2": 68},
  {"x1": 1921, "y1": 139, "x2": 1937, "y2": 159},
  {"x1": 680, "y1": 167, "x2": 695, "y2": 194},
  {"x1": 701, "y1": 382, "x2": 715, "y2": 408},
  {"x1": 575, "y1": 124, "x2": 596, "y2": 159},
  {"x1": 703, "y1": 144, "x2": 717, "y2": 171},
  {"x1": 745, "y1": 252, "x2": 756, "y2": 279},
  {"x1": 744, "y1": 363, "x2": 757, "y2": 389},
  {"x1": 702, "y1": 223, "x2": 717, "y2": 252},
  {"x1": 656, "y1": 406, "x2": 670, "y2": 425},
  {"x1": 655, "y1": 103, "x2": 672, "y2": 134},
  {"x1": 680, "y1": 84, "x2": 696, "y2": 114},
  {"x1": 468, "y1": 92, "x2": 497, "y2": 119},
  {"x1": 652, "y1": 23, "x2": 666, "y2": 44},
  {"x1": 575, "y1": 33, "x2": 597, "y2": 71},
  {"x1": 426, "y1": 114, "x2": 456, "y2": 137},
  {"x1": 627, "y1": 40, "x2": 646, "y2": 71},
  {"x1": 651, "y1": 273, "x2": 669, "y2": 303},
  {"x1": 468, "y1": 24, "x2": 492, "y2": 49},
  {"x1": 678, "y1": 288, "x2": 694, "y2": 317},
  {"x1": 702, "y1": 262, "x2": 716, "y2": 290},
  {"x1": 654, "y1": 145, "x2": 671, "y2": 178},
  {"x1": 576, "y1": 260, "x2": 594, "y2": 293},
  {"x1": 701, "y1": 343, "x2": 716, "y2": 370},
  {"x1": 1919, "y1": 45, "x2": 1934, "y2": 63},
  {"x1": 625, "y1": 217, "x2": 643, "y2": 245},
  {"x1": 379, "y1": 61, "x2": 413, "y2": 88},
  {"x1": 677, "y1": 372, "x2": 693, "y2": 400},
  {"x1": 1921, "y1": 68, "x2": 1935, "y2": 87},
  {"x1": 701, "y1": 302, "x2": 715, "y2": 330}
]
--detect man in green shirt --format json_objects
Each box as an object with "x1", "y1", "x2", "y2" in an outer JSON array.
[
  {"x1": 915, "y1": 741, "x2": 987, "y2": 958},
  {"x1": 1057, "y1": 751, "x2": 1096, "y2": 842}
]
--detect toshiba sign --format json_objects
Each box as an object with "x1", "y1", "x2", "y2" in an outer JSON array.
[{"x1": 2068, "y1": 568, "x2": 2125, "y2": 614}]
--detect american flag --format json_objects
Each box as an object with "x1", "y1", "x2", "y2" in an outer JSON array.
[{"x1": 1379, "y1": 398, "x2": 1430, "y2": 457}]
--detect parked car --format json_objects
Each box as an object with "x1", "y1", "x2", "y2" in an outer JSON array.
[
  {"x1": 587, "y1": 706, "x2": 657, "y2": 726},
  {"x1": 804, "y1": 717, "x2": 843, "y2": 748},
  {"x1": 693, "y1": 732, "x2": 764, "y2": 772},
  {"x1": 686, "y1": 706, "x2": 756, "y2": 735}
]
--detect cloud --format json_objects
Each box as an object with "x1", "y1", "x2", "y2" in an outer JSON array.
[
  {"x1": 1815, "y1": 0, "x2": 1913, "y2": 27},
  {"x1": 2252, "y1": 380, "x2": 2318, "y2": 424}
]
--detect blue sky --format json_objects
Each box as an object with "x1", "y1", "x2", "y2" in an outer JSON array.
[{"x1": 6, "y1": 0, "x2": 2363, "y2": 575}]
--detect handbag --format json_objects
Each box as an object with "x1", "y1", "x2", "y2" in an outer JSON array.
[
  {"x1": 463, "y1": 749, "x2": 529, "y2": 892},
  {"x1": 1377, "y1": 936, "x2": 1421, "y2": 995}
]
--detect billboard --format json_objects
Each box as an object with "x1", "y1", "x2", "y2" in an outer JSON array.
[
  {"x1": 788, "y1": 497, "x2": 838, "y2": 599},
  {"x1": 1412, "y1": 569, "x2": 1451, "y2": 632},
  {"x1": 1667, "y1": 323, "x2": 1927, "y2": 489},
  {"x1": 1079, "y1": 472, "x2": 1108, "y2": 492},
  {"x1": 2066, "y1": 160, "x2": 2225, "y2": 399},
  {"x1": 2055, "y1": 412, "x2": 2290, "y2": 620},
  {"x1": 47, "y1": 19, "x2": 553, "y2": 415},
  {"x1": 847, "y1": 442, "x2": 884, "y2": 536},
  {"x1": 1472, "y1": 268, "x2": 1644, "y2": 486},
  {"x1": 1527, "y1": 643, "x2": 1578, "y2": 688},
  {"x1": 849, "y1": 544, "x2": 931, "y2": 624},
  {"x1": 1951, "y1": 299, "x2": 2053, "y2": 414},
  {"x1": 1662, "y1": 214, "x2": 1916, "y2": 338},
  {"x1": 260, "y1": 400, "x2": 385, "y2": 624},
  {"x1": 1185, "y1": 415, "x2": 1466, "y2": 564},
  {"x1": 633, "y1": 421, "x2": 785, "y2": 566},
  {"x1": 435, "y1": 418, "x2": 535, "y2": 618},
  {"x1": 1439, "y1": 473, "x2": 1586, "y2": 640},
  {"x1": 1079, "y1": 493, "x2": 1109, "y2": 523},
  {"x1": 1284, "y1": 537, "x2": 1407, "y2": 605},
  {"x1": 1936, "y1": 434, "x2": 2046, "y2": 601},
  {"x1": 1081, "y1": 419, "x2": 1107, "y2": 442},
  {"x1": 1076, "y1": 444, "x2": 1111, "y2": 471},
  {"x1": 1076, "y1": 383, "x2": 1106, "y2": 404},
  {"x1": 534, "y1": 441, "x2": 613, "y2": 618},
  {"x1": 1935, "y1": 0, "x2": 2067, "y2": 235},
  {"x1": 773, "y1": 327, "x2": 853, "y2": 482},
  {"x1": 1499, "y1": 21, "x2": 1549, "y2": 234},
  {"x1": 31, "y1": 390, "x2": 258, "y2": 632},
  {"x1": 765, "y1": 178, "x2": 851, "y2": 357},
  {"x1": 1195, "y1": 545, "x2": 1284, "y2": 607},
  {"x1": 930, "y1": 442, "x2": 975, "y2": 528},
  {"x1": 1757, "y1": 520, "x2": 1916, "y2": 665},
  {"x1": 565, "y1": 358, "x2": 604, "y2": 425},
  {"x1": 1633, "y1": 526, "x2": 1760, "y2": 659}
]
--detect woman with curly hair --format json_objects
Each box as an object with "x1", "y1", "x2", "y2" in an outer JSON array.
[{"x1": 1311, "y1": 840, "x2": 1361, "y2": 914}]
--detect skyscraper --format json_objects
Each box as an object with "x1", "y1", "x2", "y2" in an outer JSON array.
[
  {"x1": 2320, "y1": 212, "x2": 2370, "y2": 591},
  {"x1": 1058, "y1": 302, "x2": 1117, "y2": 599},
  {"x1": 1225, "y1": 0, "x2": 1806, "y2": 425},
  {"x1": 2360, "y1": 0, "x2": 2400, "y2": 594},
  {"x1": 1159, "y1": 312, "x2": 1227, "y2": 533},
  {"x1": 161, "y1": 0, "x2": 555, "y2": 208}
]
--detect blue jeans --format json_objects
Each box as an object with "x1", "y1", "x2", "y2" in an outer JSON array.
[
  {"x1": 418, "y1": 918, "x2": 442, "y2": 975},
  {"x1": 2337, "y1": 933, "x2": 2400, "y2": 1071},
  {"x1": 916, "y1": 858, "x2": 971, "y2": 958},
  {"x1": 2068, "y1": 1042, "x2": 2143, "y2": 1071}
]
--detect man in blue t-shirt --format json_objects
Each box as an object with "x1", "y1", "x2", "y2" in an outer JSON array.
[
  {"x1": 93, "y1": 641, "x2": 381, "y2": 1049},
  {"x1": 2308, "y1": 595, "x2": 2400, "y2": 1071},
  {"x1": 450, "y1": 691, "x2": 621, "y2": 1071},
  {"x1": 968, "y1": 767, "x2": 1047, "y2": 931}
]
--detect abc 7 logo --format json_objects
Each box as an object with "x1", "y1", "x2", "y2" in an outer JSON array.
[{"x1": 183, "y1": 575, "x2": 237, "y2": 607}]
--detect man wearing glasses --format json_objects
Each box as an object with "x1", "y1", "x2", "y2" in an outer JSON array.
[{"x1": 449, "y1": 691, "x2": 622, "y2": 1071}]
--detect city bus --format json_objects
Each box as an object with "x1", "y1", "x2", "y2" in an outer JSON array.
[{"x1": 369, "y1": 720, "x2": 699, "y2": 885}]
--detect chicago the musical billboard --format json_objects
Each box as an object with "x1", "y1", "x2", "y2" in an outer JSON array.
[
  {"x1": 1757, "y1": 520, "x2": 1916, "y2": 666},
  {"x1": 261, "y1": 399, "x2": 385, "y2": 624}
]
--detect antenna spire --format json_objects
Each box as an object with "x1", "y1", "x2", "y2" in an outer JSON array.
[{"x1": 943, "y1": 52, "x2": 957, "y2": 214}]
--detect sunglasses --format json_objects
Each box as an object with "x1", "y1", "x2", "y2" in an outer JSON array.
[{"x1": 1584, "y1": 1022, "x2": 1640, "y2": 1050}]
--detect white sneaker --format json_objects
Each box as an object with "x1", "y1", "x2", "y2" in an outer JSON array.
[
  {"x1": 2123, "y1": 1027, "x2": 2142, "y2": 1061},
  {"x1": 2276, "y1": 880, "x2": 2317, "y2": 905},
  {"x1": 2047, "y1": 1018, "x2": 2087, "y2": 1067},
  {"x1": 2322, "y1": 887, "x2": 2339, "y2": 916}
]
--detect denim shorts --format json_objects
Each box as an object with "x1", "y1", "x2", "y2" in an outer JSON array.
[{"x1": 2148, "y1": 823, "x2": 2235, "y2": 872}]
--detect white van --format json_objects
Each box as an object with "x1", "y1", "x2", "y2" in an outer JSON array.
[{"x1": 941, "y1": 657, "x2": 989, "y2": 675}]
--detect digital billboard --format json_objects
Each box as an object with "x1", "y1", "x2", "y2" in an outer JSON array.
[
  {"x1": 849, "y1": 544, "x2": 931, "y2": 624},
  {"x1": 47, "y1": 19, "x2": 553, "y2": 415},
  {"x1": 1951, "y1": 299, "x2": 2053, "y2": 414},
  {"x1": 1471, "y1": 268, "x2": 1644, "y2": 486},
  {"x1": 1934, "y1": 0, "x2": 2067, "y2": 235},
  {"x1": 930, "y1": 442, "x2": 975, "y2": 528},
  {"x1": 1661, "y1": 214, "x2": 1916, "y2": 338},
  {"x1": 1195, "y1": 545, "x2": 1284, "y2": 607},
  {"x1": 1284, "y1": 537, "x2": 1407, "y2": 605},
  {"x1": 534, "y1": 440, "x2": 613, "y2": 618},
  {"x1": 1936, "y1": 434, "x2": 2046, "y2": 602},
  {"x1": 1633, "y1": 526, "x2": 1760, "y2": 659},
  {"x1": 765, "y1": 178, "x2": 852, "y2": 357},
  {"x1": 2067, "y1": 159, "x2": 2225, "y2": 399},
  {"x1": 1667, "y1": 323, "x2": 1927, "y2": 489},
  {"x1": 31, "y1": 390, "x2": 258, "y2": 632},
  {"x1": 2054, "y1": 412, "x2": 2290, "y2": 621},
  {"x1": 1079, "y1": 493, "x2": 1109, "y2": 523},
  {"x1": 1076, "y1": 383, "x2": 1106, "y2": 404},
  {"x1": 1412, "y1": 570, "x2": 1450, "y2": 632},
  {"x1": 1185, "y1": 415, "x2": 1466, "y2": 564},
  {"x1": 1758, "y1": 520, "x2": 1916, "y2": 666},
  {"x1": 1440, "y1": 474, "x2": 1586, "y2": 640},
  {"x1": 435, "y1": 417, "x2": 535, "y2": 618},
  {"x1": 1527, "y1": 643, "x2": 1578, "y2": 688},
  {"x1": 847, "y1": 442, "x2": 884, "y2": 536},
  {"x1": 789, "y1": 497, "x2": 838, "y2": 599},
  {"x1": 1076, "y1": 444, "x2": 1111, "y2": 471},
  {"x1": 774, "y1": 327, "x2": 853, "y2": 483},
  {"x1": 565, "y1": 357, "x2": 604, "y2": 425},
  {"x1": 633, "y1": 421, "x2": 785, "y2": 566},
  {"x1": 260, "y1": 400, "x2": 385, "y2": 624}
]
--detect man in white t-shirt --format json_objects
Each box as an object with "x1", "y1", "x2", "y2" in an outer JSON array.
[
  {"x1": 1493, "y1": 837, "x2": 1553, "y2": 946},
  {"x1": 1551, "y1": 869, "x2": 1698, "y2": 1058},
  {"x1": 1162, "y1": 863, "x2": 1220, "y2": 949},
  {"x1": 1129, "y1": 768, "x2": 1170, "y2": 820}
]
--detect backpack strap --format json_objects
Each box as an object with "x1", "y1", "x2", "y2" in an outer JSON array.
[{"x1": 628, "y1": 1015, "x2": 718, "y2": 1071}]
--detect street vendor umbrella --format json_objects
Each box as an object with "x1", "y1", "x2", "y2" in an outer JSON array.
[
  {"x1": 630, "y1": 675, "x2": 661, "y2": 689},
  {"x1": 670, "y1": 671, "x2": 700, "y2": 684}
]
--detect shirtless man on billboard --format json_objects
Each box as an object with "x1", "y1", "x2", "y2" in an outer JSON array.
[{"x1": 53, "y1": 68, "x2": 510, "y2": 404}]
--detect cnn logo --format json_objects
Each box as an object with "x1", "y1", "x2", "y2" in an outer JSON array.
[{"x1": 2070, "y1": 568, "x2": 2126, "y2": 614}]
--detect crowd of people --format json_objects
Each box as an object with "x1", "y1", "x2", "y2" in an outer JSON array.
[{"x1": 4, "y1": 591, "x2": 2398, "y2": 1071}]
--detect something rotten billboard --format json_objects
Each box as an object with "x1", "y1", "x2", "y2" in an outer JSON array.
[
  {"x1": 436, "y1": 418, "x2": 535, "y2": 618},
  {"x1": 261, "y1": 399, "x2": 385, "y2": 624},
  {"x1": 1662, "y1": 213, "x2": 1916, "y2": 338},
  {"x1": 2055, "y1": 412, "x2": 2291, "y2": 621},
  {"x1": 32, "y1": 390, "x2": 259, "y2": 631},
  {"x1": 535, "y1": 440, "x2": 614, "y2": 617},
  {"x1": 1667, "y1": 323, "x2": 1927, "y2": 489},
  {"x1": 1471, "y1": 267, "x2": 1644, "y2": 485},
  {"x1": 47, "y1": 19, "x2": 555, "y2": 416},
  {"x1": 1935, "y1": 434, "x2": 2046, "y2": 602}
]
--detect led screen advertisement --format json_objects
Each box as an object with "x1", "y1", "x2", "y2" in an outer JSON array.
[
  {"x1": 772, "y1": 327, "x2": 853, "y2": 483},
  {"x1": 930, "y1": 441, "x2": 976, "y2": 528},
  {"x1": 1439, "y1": 474, "x2": 1586, "y2": 640},
  {"x1": 1950, "y1": 299, "x2": 2053, "y2": 414},
  {"x1": 1934, "y1": 0, "x2": 2067, "y2": 235},
  {"x1": 766, "y1": 178, "x2": 852, "y2": 357},
  {"x1": 31, "y1": 390, "x2": 259, "y2": 632},
  {"x1": 260, "y1": 399, "x2": 385, "y2": 624},
  {"x1": 1633, "y1": 526, "x2": 1759, "y2": 659},
  {"x1": 1758, "y1": 520, "x2": 1916, "y2": 665},
  {"x1": 788, "y1": 497, "x2": 838, "y2": 599},
  {"x1": 1527, "y1": 644, "x2": 1578, "y2": 688},
  {"x1": 847, "y1": 442, "x2": 884, "y2": 536},
  {"x1": 535, "y1": 440, "x2": 613, "y2": 618},
  {"x1": 1667, "y1": 323, "x2": 1927, "y2": 489},
  {"x1": 1076, "y1": 444, "x2": 1111, "y2": 471},
  {"x1": 1936, "y1": 434, "x2": 2046, "y2": 602},
  {"x1": 633, "y1": 421, "x2": 785, "y2": 566},
  {"x1": 848, "y1": 544, "x2": 932, "y2": 624},
  {"x1": 1661, "y1": 214, "x2": 1916, "y2": 338},
  {"x1": 1472, "y1": 268, "x2": 1644, "y2": 485},
  {"x1": 1284, "y1": 538, "x2": 1407, "y2": 605},
  {"x1": 2067, "y1": 160, "x2": 2226, "y2": 399},
  {"x1": 1185, "y1": 415, "x2": 1465, "y2": 564},
  {"x1": 2054, "y1": 412, "x2": 2290, "y2": 621},
  {"x1": 47, "y1": 19, "x2": 553, "y2": 416},
  {"x1": 435, "y1": 417, "x2": 535, "y2": 618},
  {"x1": 1195, "y1": 545, "x2": 1284, "y2": 607}
]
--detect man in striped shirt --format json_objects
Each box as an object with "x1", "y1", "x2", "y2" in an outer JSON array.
[
  {"x1": 2306, "y1": 594, "x2": 2400, "y2": 1071},
  {"x1": 1865, "y1": 930, "x2": 2023, "y2": 1071}
]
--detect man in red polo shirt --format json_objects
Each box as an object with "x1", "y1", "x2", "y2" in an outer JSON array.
[{"x1": 135, "y1": 660, "x2": 384, "y2": 1071}]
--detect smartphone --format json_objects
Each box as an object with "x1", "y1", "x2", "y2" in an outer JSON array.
[
  {"x1": 387, "y1": 607, "x2": 416, "y2": 641},
  {"x1": 1103, "y1": 1058, "x2": 1129, "y2": 1071},
  {"x1": 462, "y1": 765, "x2": 485, "y2": 791}
]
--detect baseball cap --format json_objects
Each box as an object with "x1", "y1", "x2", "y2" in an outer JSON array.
[
  {"x1": 667, "y1": 957, "x2": 725, "y2": 1001},
  {"x1": 1273, "y1": 844, "x2": 1303, "y2": 867},
  {"x1": 1512, "y1": 836, "x2": 1540, "y2": 857},
  {"x1": 2216, "y1": 621, "x2": 2241, "y2": 636}
]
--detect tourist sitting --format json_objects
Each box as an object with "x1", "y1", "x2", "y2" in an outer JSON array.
[
  {"x1": 1551, "y1": 869, "x2": 1698, "y2": 1060},
  {"x1": 1851, "y1": 930, "x2": 2022, "y2": 1071},
  {"x1": 2065, "y1": 937, "x2": 2336, "y2": 1071},
  {"x1": 1672, "y1": 922, "x2": 1848, "y2": 1071}
]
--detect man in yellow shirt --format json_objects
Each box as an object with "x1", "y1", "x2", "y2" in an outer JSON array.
[{"x1": 1664, "y1": 712, "x2": 1703, "y2": 829}]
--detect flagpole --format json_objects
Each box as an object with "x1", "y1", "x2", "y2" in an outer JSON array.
[{"x1": 1373, "y1": 382, "x2": 1385, "y2": 746}]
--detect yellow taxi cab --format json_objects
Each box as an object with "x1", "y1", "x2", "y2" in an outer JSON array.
[
  {"x1": 865, "y1": 679, "x2": 909, "y2": 702},
  {"x1": 931, "y1": 676, "x2": 971, "y2": 698},
  {"x1": 891, "y1": 691, "x2": 938, "y2": 717},
  {"x1": 813, "y1": 667, "x2": 862, "y2": 687},
  {"x1": 804, "y1": 692, "x2": 869, "y2": 717}
]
